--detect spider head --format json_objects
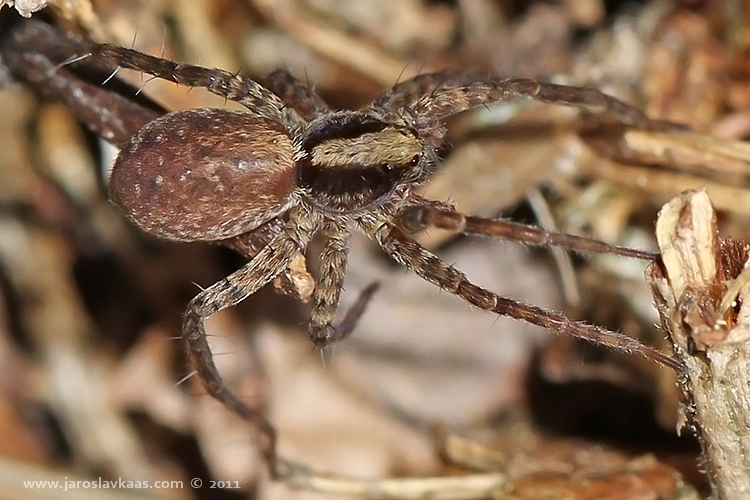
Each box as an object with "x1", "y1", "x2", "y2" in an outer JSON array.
[{"x1": 297, "y1": 112, "x2": 428, "y2": 213}]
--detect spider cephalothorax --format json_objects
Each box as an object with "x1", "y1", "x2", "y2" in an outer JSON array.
[
  {"x1": 92, "y1": 42, "x2": 681, "y2": 473},
  {"x1": 297, "y1": 112, "x2": 428, "y2": 213}
]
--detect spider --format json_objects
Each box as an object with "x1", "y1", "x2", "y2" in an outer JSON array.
[{"x1": 88, "y1": 43, "x2": 681, "y2": 475}]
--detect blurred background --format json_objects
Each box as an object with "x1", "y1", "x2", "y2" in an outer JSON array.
[{"x1": 1, "y1": 0, "x2": 748, "y2": 498}]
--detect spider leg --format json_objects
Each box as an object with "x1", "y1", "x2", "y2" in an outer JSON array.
[
  {"x1": 408, "y1": 78, "x2": 684, "y2": 143},
  {"x1": 371, "y1": 69, "x2": 480, "y2": 114},
  {"x1": 222, "y1": 218, "x2": 286, "y2": 260},
  {"x1": 308, "y1": 222, "x2": 377, "y2": 345},
  {"x1": 335, "y1": 281, "x2": 381, "y2": 338},
  {"x1": 397, "y1": 201, "x2": 658, "y2": 260},
  {"x1": 308, "y1": 222, "x2": 349, "y2": 345},
  {"x1": 183, "y1": 210, "x2": 317, "y2": 473},
  {"x1": 221, "y1": 218, "x2": 315, "y2": 302},
  {"x1": 369, "y1": 222, "x2": 681, "y2": 371},
  {"x1": 265, "y1": 69, "x2": 330, "y2": 122},
  {"x1": 91, "y1": 43, "x2": 292, "y2": 125}
]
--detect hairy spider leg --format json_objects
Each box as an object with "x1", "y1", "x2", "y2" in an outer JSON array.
[
  {"x1": 398, "y1": 200, "x2": 659, "y2": 260},
  {"x1": 182, "y1": 207, "x2": 318, "y2": 472},
  {"x1": 266, "y1": 69, "x2": 331, "y2": 122},
  {"x1": 369, "y1": 221, "x2": 681, "y2": 370},
  {"x1": 93, "y1": 43, "x2": 295, "y2": 127}
]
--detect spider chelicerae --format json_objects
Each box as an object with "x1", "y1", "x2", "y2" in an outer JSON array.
[{"x1": 86, "y1": 42, "x2": 680, "y2": 474}]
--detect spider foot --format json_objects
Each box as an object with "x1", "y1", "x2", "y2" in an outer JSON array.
[{"x1": 308, "y1": 281, "x2": 381, "y2": 347}]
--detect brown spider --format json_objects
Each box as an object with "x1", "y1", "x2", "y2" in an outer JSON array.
[{"x1": 88, "y1": 43, "x2": 680, "y2": 475}]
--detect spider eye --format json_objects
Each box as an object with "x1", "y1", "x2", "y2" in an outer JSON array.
[
  {"x1": 410, "y1": 154, "x2": 420, "y2": 166},
  {"x1": 383, "y1": 163, "x2": 394, "y2": 171}
]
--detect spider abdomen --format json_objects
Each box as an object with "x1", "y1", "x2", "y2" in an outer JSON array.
[{"x1": 110, "y1": 108, "x2": 297, "y2": 241}]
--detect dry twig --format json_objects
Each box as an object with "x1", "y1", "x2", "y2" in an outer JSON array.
[{"x1": 647, "y1": 189, "x2": 750, "y2": 499}]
